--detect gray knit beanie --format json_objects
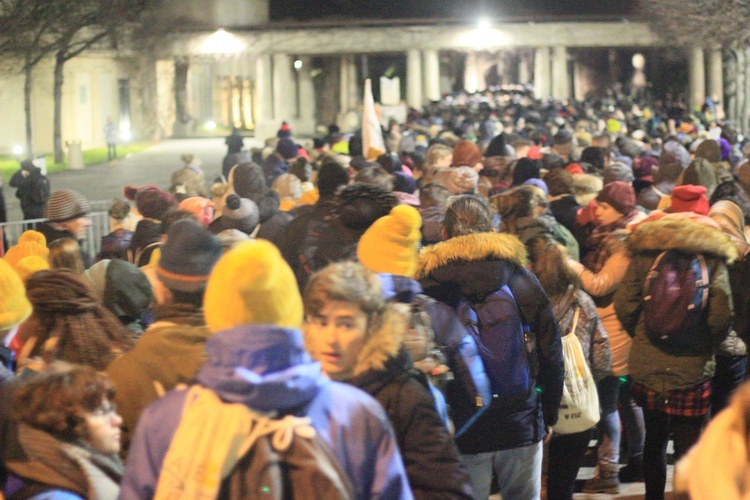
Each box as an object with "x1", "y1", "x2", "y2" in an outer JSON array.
[{"x1": 44, "y1": 189, "x2": 90, "y2": 222}]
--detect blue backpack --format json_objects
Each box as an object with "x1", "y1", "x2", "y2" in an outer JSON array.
[{"x1": 456, "y1": 285, "x2": 537, "y2": 403}]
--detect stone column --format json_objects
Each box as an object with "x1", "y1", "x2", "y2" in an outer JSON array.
[
  {"x1": 254, "y1": 54, "x2": 274, "y2": 139},
  {"x1": 708, "y1": 46, "x2": 724, "y2": 106},
  {"x1": 464, "y1": 51, "x2": 478, "y2": 93},
  {"x1": 689, "y1": 47, "x2": 706, "y2": 110},
  {"x1": 340, "y1": 55, "x2": 351, "y2": 115},
  {"x1": 347, "y1": 55, "x2": 359, "y2": 111},
  {"x1": 297, "y1": 56, "x2": 316, "y2": 136},
  {"x1": 272, "y1": 53, "x2": 293, "y2": 123},
  {"x1": 533, "y1": 47, "x2": 551, "y2": 99},
  {"x1": 551, "y1": 46, "x2": 570, "y2": 100},
  {"x1": 519, "y1": 50, "x2": 532, "y2": 85},
  {"x1": 423, "y1": 49, "x2": 441, "y2": 102},
  {"x1": 407, "y1": 49, "x2": 423, "y2": 109}
]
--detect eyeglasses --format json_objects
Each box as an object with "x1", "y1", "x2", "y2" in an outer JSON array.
[{"x1": 91, "y1": 402, "x2": 117, "y2": 417}]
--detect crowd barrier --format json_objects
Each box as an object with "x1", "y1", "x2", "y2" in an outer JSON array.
[{"x1": 0, "y1": 200, "x2": 113, "y2": 258}]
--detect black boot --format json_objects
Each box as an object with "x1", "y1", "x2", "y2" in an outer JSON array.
[{"x1": 619, "y1": 455, "x2": 644, "y2": 482}]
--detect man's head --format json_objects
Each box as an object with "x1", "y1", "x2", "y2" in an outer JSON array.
[{"x1": 44, "y1": 189, "x2": 92, "y2": 240}]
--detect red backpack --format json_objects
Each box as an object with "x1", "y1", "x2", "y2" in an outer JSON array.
[{"x1": 642, "y1": 250, "x2": 709, "y2": 348}]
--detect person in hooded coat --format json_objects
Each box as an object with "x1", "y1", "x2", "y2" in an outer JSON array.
[
  {"x1": 615, "y1": 215, "x2": 735, "y2": 500},
  {"x1": 226, "y1": 162, "x2": 293, "y2": 244},
  {"x1": 304, "y1": 262, "x2": 473, "y2": 499},
  {"x1": 120, "y1": 240, "x2": 411, "y2": 499},
  {"x1": 415, "y1": 195, "x2": 564, "y2": 500}
]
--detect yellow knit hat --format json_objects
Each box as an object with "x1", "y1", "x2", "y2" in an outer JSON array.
[
  {"x1": 357, "y1": 204, "x2": 422, "y2": 278},
  {"x1": 14, "y1": 256, "x2": 50, "y2": 283},
  {"x1": 0, "y1": 259, "x2": 32, "y2": 330},
  {"x1": 203, "y1": 240, "x2": 303, "y2": 333},
  {"x1": 18, "y1": 230, "x2": 46, "y2": 246},
  {"x1": 4, "y1": 241, "x2": 49, "y2": 269}
]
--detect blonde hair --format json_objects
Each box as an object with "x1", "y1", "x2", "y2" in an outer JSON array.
[{"x1": 426, "y1": 144, "x2": 453, "y2": 166}]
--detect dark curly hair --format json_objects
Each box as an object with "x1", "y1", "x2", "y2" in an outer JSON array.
[
  {"x1": 15, "y1": 363, "x2": 115, "y2": 442},
  {"x1": 333, "y1": 183, "x2": 398, "y2": 230},
  {"x1": 25, "y1": 269, "x2": 134, "y2": 370}
]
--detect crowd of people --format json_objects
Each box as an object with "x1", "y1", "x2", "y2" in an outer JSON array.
[{"x1": 0, "y1": 86, "x2": 749, "y2": 500}]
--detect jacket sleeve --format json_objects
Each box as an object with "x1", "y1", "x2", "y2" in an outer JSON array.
[
  {"x1": 613, "y1": 256, "x2": 645, "y2": 337},
  {"x1": 706, "y1": 260, "x2": 734, "y2": 351},
  {"x1": 9, "y1": 170, "x2": 27, "y2": 189},
  {"x1": 120, "y1": 392, "x2": 185, "y2": 500},
  {"x1": 394, "y1": 379, "x2": 474, "y2": 500},
  {"x1": 569, "y1": 250, "x2": 630, "y2": 297},
  {"x1": 510, "y1": 268, "x2": 564, "y2": 428}
]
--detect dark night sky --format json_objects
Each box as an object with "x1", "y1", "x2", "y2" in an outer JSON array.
[{"x1": 270, "y1": 1, "x2": 640, "y2": 22}]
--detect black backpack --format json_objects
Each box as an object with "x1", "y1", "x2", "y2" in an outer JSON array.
[
  {"x1": 642, "y1": 250, "x2": 710, "y2": 348},
  {"x1": 28, "y1": 175, "x2": 50, "y2": 206}
]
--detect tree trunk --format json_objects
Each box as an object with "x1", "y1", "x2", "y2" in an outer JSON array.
[
  {"x1": 23, "y1": 64, "x2": 34, "y2": 159},
  {"x1": 53, "y1": 52, "x2": 65, "y2": 164}
]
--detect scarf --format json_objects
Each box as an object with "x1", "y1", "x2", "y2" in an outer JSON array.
[{"x1": 8, "y1": 424, "x2": 123, "y2": 499}]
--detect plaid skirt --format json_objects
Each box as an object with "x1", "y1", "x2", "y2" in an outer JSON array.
[{"x1": 631, "y1": 379, "x2": 712, "y2": 417}]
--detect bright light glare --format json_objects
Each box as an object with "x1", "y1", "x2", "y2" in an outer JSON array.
[
  {"x1": 478, "y1": 17, "x2": 491, "y2": 30},
  {"x1": 200, "y1": 29, "x2": 247, "y2": 54},
  {"x1": 205, "y1": 120, "x2": 217, "y2": 130},
  {"x1": 294, "y1": 59, "x2": 303, "y2": 70},
  {"x1": 120, "y1": 129, "x2": 132, "y2": 141},
  {"x1": 12, "y1": 145, "x2": 23, "y2": 155}
]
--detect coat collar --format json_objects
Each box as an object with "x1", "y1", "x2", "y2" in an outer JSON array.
[
  {"x1": 416, "y1": 232, "x2": 527, "y2": 279},
  {"x1": 629, "y1": 216, "x2": 738, "y2": 263}
]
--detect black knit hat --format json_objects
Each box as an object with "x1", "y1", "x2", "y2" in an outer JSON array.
[
  {"x1": 157, "y1": 219, "x2": 222, "y2": 292},
  {"x1": 44, "y1": 189, "x2": 90, "y2": 222}
]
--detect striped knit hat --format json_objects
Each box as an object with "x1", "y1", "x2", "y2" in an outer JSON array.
[
  {"x1": 157, "y1": 219, "x2": 222, "y2": 292},
  {"x1": 44, "y1": 189, "x2": 90, "y2": 222}
]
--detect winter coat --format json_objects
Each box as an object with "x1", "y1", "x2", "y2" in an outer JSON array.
[
  {"x1": 344, "y1": 306, "x2": 473, "y2": 500},
  {"x1": 549, "y1": 194, "x2": 581, "y2": 233},
  {"x1": 106, "y1": 303, "x2": 208, "y2": 452},
  {"x1": 37, "y1": 223, "x2": 92, "y2": 269},
  {"x1": 128, "y1": 219, "x2": 161, "y2": 267},
  {"x1": 614, "y1": 217, "x2": 735, "y2": 393},
  {"x1": 120, "y1": 325, "x2": 412, "y2": 500},
  {"x1": 568, "y1": 230, "x2": 632, "y2": 376},
  {"x1": 5, "y1": 424, "x2": 123, "y2": 500},
  {"x1": 416, "y1": 232, "x2": 564, "y2": 454},
  {"x1": 276, "y1": 199, "x2": 337, "y2": 291},
  {"x1": 711, "y1": 180, "x2": 750, "y2": 226},
  {"x1": 96, "y1": 228, "x2": 134, "y2": 262},
  {"x1": 169, "y1": 167, "x2": 208, "y2": 198},
  {"x1": 9, "y1": 166, "x2": 46, "y2": 220},
  {"x1": 552, "y1": 288, "x2": 612, "y2": 382}
]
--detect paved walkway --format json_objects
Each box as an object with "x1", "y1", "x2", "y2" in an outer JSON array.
[{"x1": 3, "y1": 137, "x2": 262, "y2": 222}]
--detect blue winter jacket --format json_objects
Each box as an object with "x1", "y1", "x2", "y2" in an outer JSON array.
[{"x1": 120, "y1": 325, "x2": 412, "y2": 500}]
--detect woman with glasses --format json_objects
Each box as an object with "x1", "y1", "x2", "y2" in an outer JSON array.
[{"x1": 4, "y1": 363, "x2": 124, "y2": 499}]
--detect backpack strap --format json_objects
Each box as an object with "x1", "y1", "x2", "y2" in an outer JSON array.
[
  {"x1": 696, "y1": 254, "x2": 709, "y2": 309},
  {"x1": 643, "y1": 250, "x2": 668, "y2": 301},
  {"x1": 650, "y1": 185, "x2": 667, "y2": 198}
]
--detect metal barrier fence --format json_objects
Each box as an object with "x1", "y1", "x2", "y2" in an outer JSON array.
[{"x1": 0, "y1": 200, "x2": 113, "y2": 258}]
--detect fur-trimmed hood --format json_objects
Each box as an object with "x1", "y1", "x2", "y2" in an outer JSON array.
[
  {"x1": 629, "y1": 216, "x2": 738, "y2": 263},
  {"x1": 352, "y1": 304, "x2": 410, "y2": 376},
  {"x1": 415, "y1": 232, "x2": 527, "y2": 280}
]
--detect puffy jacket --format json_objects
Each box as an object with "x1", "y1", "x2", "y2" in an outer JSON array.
[
  {"x1": 416, "y1": 232, "x2": 564, "y2": 454},
  {"x1": 614, "y1": 216, "x2": 736, "y2": 393},
  {"x1": 120, "y1": 325, "x2": 411, "y2": 500}
]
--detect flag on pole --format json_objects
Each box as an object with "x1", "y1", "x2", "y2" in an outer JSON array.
[{"x1": 362, "y1": 78, "x2": 385, "y2": 160}]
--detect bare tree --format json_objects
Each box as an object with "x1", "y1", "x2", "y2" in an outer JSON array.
[
  {"x1": 642, "y1": 0, "x2": 750, "y2": 134},
  {"x1": 0, "y1": 0, "x2": 57, "y2": 158}
]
